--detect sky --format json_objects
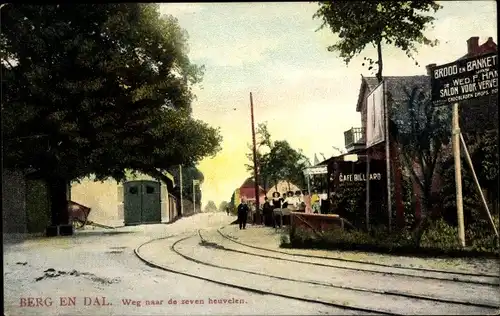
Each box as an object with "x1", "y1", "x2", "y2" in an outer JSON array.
[{"x1": 158, "y1": 1, "x2": 497, "y2": 208}]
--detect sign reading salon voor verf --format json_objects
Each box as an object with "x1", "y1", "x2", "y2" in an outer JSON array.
[{"x1": 430, "y1": 52, "x2": 498, "y2": 106}]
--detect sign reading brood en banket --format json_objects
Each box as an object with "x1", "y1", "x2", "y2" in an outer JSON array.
[{"x1": 430, "y1": 52, "x2": 498, "y2": 106}]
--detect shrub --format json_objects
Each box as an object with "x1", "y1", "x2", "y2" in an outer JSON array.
[
  {"x1": 280, "y1": 229, "x2": 290, "y2": 245},
  {"x1": 466, "y1": 215, "x2": 499, "y2": 252},
  {"x1": 420, "y1": 218, "x2": 460, "y2": 249},
  {"x1": 284, "y1": 217, "x2": 499, "y2": 258}
]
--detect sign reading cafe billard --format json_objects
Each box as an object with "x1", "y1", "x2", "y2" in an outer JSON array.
[
  {"x1": 430, "y1": 52, "x2": 498, "y2": 106},
  {"x1": 339, "y1": 173, "x2": 382, "y2": 182}
]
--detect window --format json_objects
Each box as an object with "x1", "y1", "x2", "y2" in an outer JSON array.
[
  {"x1": 129, "y1": 187, "x2": 138, "y2": 194},
  {"x1": 146, "y1": 186, "x2": 155, "y2": 194}
]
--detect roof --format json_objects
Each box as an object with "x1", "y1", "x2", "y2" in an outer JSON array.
[
  {"x1": 240, "y1": 177, "x2": 254, "y2": 188},
  {"x1": 266, "y1": 180, "x2": 301, "y2": 198},
  {"x1": 356, "y1": 75, "x2": 430, "y2": 112},
  {"x1": 239, "y1": 177, "x2": 264, "y2": 191},
  {"x1": 458, "y1": 37, "x2": 497, "y2": 60},
  {"x1": 318, "y1": 152, "x2": 386, "y2": 167},
  {"x1": 316, "y1": 153, "x2": 361, "y2": 166}
]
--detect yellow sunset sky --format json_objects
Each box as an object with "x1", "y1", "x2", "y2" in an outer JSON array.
[{"x1": 159, "y1": 2, "x2": 497, "y2": 208}]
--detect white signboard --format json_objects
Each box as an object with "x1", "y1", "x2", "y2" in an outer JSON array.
[
  {"x1": 366, "y1": 81, "x2": 385, "y2": 148},
  {"x1": 303, "y1": 166, "x2": 328, "y2": 176}
]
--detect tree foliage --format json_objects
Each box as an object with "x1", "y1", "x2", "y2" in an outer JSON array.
[
  {"x1": 218, "y1": 201, "x2": 230, "y2": 213},
  {"x1": 204, "y1": 200, "x2": 217, "y2": 213},
  {"x1": 440, "y1": 129, "x2": 499, "y2": 225},
  {"x1": 167, "y1": 164, "x2": 204, "y2": 207},
  {"x1": 313, "y1": 1, "x2": 441, "y2": 82},
  {"x1": 391, "y1": 86, "x2": 451, "y2": 244},
  {"x1": 245, "y1": 123, "x2": 310, "y2": 191},
  {"x1": 1, "y1": 4, "x2": 222, "y2": 223},
  {"x1": 2, "y1": 4, "x2": 222, "y2": 181}
]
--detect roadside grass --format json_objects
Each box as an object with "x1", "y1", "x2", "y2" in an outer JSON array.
[{"x1": 280, "y1": 218, "x2": 500, "y2": 259}]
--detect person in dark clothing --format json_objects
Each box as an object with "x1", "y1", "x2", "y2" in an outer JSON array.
[
  {"x1": 320, "y1": 198, "x2": 330, "y2": 214},
  {"x1": 237, "y1": 199, "x2": 249, "y2": 229},
  {"x1": 271, "y1": 192, "x2": 282, "y2": 228},
  {"x1": 271, "y1": 192, "x2": 282, "y2": 209},
  {"x1": 226, "y1": 206, "x2": 230, "y2": 215},
  {"x1": 262, "y1": 197, "x2": 272, "y2": 226}
]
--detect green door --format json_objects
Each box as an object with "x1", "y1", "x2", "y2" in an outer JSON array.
[
  {"x1": 141, "y1": 181, "x2": 161, "y2": 223},
  {"x1": 123, "y1": 181, "x2": 142, "y2": 225}
]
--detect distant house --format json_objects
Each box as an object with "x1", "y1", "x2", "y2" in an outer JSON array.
[
  {"x1": 71, "y1": 170, "x2": 179, "y2": 227},
  {"x1": 266, "y1": 180, "x2": 301, "y2": 198},
  {"x1": 237, "y1": 177, "x2": 266, "y2": 204}
]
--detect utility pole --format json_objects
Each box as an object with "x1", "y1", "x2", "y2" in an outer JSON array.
[
  {"x1": 366, "y1": 148, "x2": 371, "y2": 231},
  {"x1": 452, "y1": 103, "x2": 465, "y2": 247},
  {"x1": 250, "y1": 92, "x2": 260, "y2": 220},
  {"x1": 383, "y1": 81, "x2": 392, "y2": 232},
  {"x1": 179, "y1": 165, "x2": 184, "y2": 216},
  {"x1": 193, "y1": 179, "x2": 200, "y2": 214},
  {"x1": 193, "y1": 180, "x2": 196, "y2": 214}
]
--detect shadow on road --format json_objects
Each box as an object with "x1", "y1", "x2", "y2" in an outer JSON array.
[{"x1": 3, "y1": 230, "x2": 136, "y2": 245}]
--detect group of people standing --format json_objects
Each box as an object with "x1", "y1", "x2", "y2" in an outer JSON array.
[
  {"x1": 262, "y1": 190, "x2": 306, "y2": 227},
  {"x1": 235, "y1": 189, "x2": 330, "y2": 230}
]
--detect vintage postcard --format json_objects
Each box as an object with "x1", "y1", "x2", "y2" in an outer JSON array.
[{"x1": 2, "y1": 2, "x2": 499, "y2": 315}]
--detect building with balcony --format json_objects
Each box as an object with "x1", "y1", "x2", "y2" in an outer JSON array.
[
  {"x1": 343, "y1": 127, "x2": 365, "y2": 153},
  {"x1": 344, "y1": 36, "x2": 498, "y2": 223}
]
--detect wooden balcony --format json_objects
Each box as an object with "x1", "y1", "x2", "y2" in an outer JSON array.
[{"x1": 344, "y1": 127, "x2": 366, "y2": 153}]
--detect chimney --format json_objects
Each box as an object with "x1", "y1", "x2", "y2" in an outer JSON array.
[
  {"x1": 467, "y1": 36, "x2": 480, "y2": 54},
  {"x1": 426, "y1": 63, "x2": 437, "y2": 76}
]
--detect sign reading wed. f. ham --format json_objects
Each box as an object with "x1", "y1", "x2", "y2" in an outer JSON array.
[{"x1": 430, "y1": 52, "x2": 498, "y2": 106}]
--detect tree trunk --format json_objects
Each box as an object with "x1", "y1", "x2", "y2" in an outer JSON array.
[
  {"x1": 413, "y1": 190, "x2": 434, "y2": 247},
  {"x1": 376, "y1": 40, "x2": 383, "y2": 83},
  {"x1": 48, "y1": 176, "x2": 69, "y2": 226},
  {"x1": 391, "y1": 141, "x2": 405, "y2": 229},
  {"x1": 413, "y1": 179, "x2": 422, "y2": 222}
]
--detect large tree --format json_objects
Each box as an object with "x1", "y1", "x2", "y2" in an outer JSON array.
[
  {"x1": 1, "y1": 4, "x2": 221, "y2": 227},
  {"x1": 391, "y1": 86, "x2": 451, "y2": 245},
  {"x1": 245, "y1": 123, "x2": 310, "y2": 192},
  {"x1": 313, "y1": 1, "x2": 441, "y2": 82}
]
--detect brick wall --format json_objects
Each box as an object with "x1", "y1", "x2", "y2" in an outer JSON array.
[{"x1": 2, "y1": 169, "x2": 27, "y2": 234}]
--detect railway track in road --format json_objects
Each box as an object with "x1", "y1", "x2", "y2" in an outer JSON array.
[
  {"x1": 192, "y1": 230, "x2": 499, "y2": 313},
  {"x1": 135, "y1": 229, "x2": 500, "y2": 315},
  {"x1": 216, "y1": 226, "x2": 500, "y2": 286},
  {"x1": 218, "y1": 226, "x2": 500, "y2": 279},
  {"x1": 136, "y1": 233, "x2": 385, "y2": 315}
]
